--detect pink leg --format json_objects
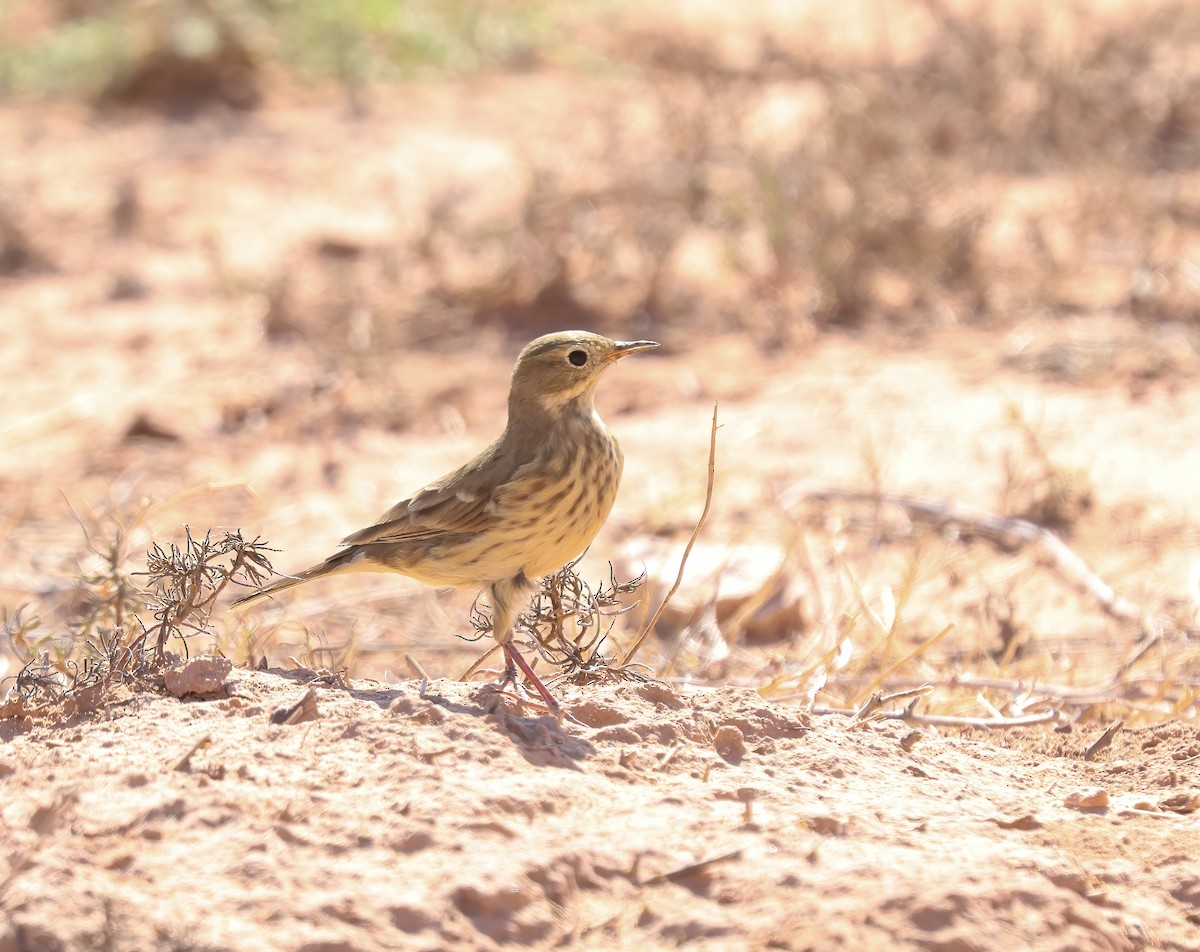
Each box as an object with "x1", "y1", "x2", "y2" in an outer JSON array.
[
  {"x1": 490, "y1": 577, "x2": 561, "y2": 714},
  {"x1": 501, "y1": 640, "x2": 561, "y2": 714}
]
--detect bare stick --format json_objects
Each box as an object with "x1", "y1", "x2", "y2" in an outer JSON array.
[
  {"x1": 621, "y1": 401, "x2": 718, "y2": 667},
  {"x1": 1113, "y1": 631, "x2": 1161, "y2": 681},
  {"x1": 801, "y1": 490, "x2": 1142, "y2": 622},
  {"x1": 812, "y1": 706, "x2": 1060, "y2": 729}
]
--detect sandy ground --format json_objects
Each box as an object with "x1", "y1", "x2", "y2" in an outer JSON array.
[{"x1": 2, "y1": 669, "x2": 1199, "y2": 952}]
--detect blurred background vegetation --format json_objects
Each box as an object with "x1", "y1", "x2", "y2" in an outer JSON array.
[
  {"x1": 0, "y1": 0, "x2": 578, "y2": 98},
  {"x1": 2, "y1": 0, "x2": 1199, "y2": 351}
]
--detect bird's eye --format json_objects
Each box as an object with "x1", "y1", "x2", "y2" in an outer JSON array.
[{"x1": 568, "y1": 350, "x2": 588, "y2": 367}]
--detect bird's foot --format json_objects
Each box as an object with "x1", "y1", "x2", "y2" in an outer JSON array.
[{"x1": 498, "y1": 640, "x2": 562, "y2": 718}]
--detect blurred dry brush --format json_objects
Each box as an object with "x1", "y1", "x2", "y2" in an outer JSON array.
[
  {"x1": 207, "y1": 0, "x2": 1200, "y2": 387},
  {"x1": 642, "y1": 0, "x2": 1200, "y2": 330},
  {"x1": 1, "y1": 0, "x2": 558, "y2": 114},
  {"x1": 749, "y1": 491, "x2": 1200, "y2": 729},
  {"x1": 996, "y1": 401, "x2": 1095, "y2": 534},
  {"x1": 4, "y1": 0, "x2": 1200, "y2": 377}
]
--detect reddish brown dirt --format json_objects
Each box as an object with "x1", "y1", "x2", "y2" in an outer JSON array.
[{"x1": 3, "y1": 672, "x2": 1198, "y2": 951}]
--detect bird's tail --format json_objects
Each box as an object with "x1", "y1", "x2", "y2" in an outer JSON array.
[{"x1": 229, "y1": 548, "x2": 362, "y2": 610}]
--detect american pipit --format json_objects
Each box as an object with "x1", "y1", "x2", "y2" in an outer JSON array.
[{"x1": 232, "y1": 330, "x2": 658, "y2": 712}]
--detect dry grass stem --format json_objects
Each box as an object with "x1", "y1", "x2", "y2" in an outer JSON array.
[
  {"x1": 622, "y1": 401, "x2": 719, "y2": 667},
  {"x1": 405, "y1": 652, "x2": 431, "y2": 682},
  {"x1": 852, "y1": 623, "x2": 956, "y2": 705},
  {"x1": 458, "y1": 642, "x2": 502, "y2": 682}
]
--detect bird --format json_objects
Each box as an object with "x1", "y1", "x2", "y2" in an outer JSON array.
[{"x1": 231, "y1": 330, "x2": 659, "y2": 713}]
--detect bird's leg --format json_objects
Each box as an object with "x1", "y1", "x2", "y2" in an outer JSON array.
[
  {"x1": 490, "y1": 578, "x2": 561, "y2": 715},
  {"x1": 501, "y1": 649, "x2": 520, "y2": 685},
  {"x1": 501, "y1": 640, "x2": 560, "y2": 715},
  {"x1": 490, "y1": 583, "x2": 520, "y2": 688}
]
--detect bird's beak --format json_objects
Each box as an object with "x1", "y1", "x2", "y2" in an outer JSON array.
[{"x1": 607, "y1": 339, "x2": 660, "y2": 362}]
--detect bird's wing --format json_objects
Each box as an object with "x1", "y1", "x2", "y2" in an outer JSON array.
[{"x1": 339, "y1": 441, "x2": 529, "y2": 547}]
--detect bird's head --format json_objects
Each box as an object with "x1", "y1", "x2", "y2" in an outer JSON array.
[{"x1": 508, "y1": 331, "x2": 659, "y2": 414}]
